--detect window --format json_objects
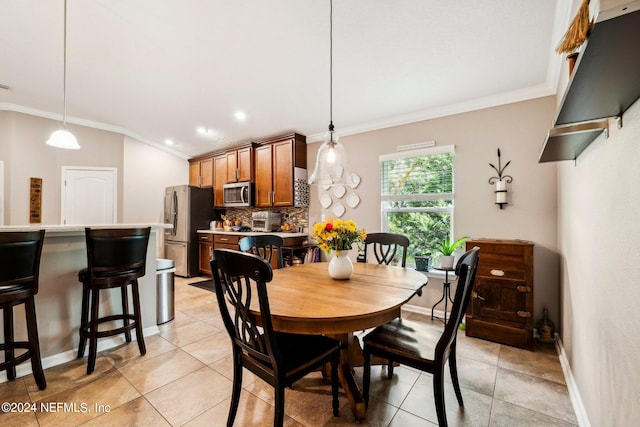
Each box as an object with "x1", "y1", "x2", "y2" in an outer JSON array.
[{"x1": 380, "y1": 145, "x2": 454, "y2": 267}]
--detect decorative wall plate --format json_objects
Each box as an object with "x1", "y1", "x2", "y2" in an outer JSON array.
[
  {"x1": 332, "y1": 202, "x2": 345, "y2": 218},
  {"x1": 320, "y1": 193, "x2": 332, "y2": 208},
  {"x1": 346, "y1": 192, "x2": 360, "y2": 208},
  {"x1": 333, "y1": 184, "x2": 346, "y2": 199},
  {"x1": 349, "y1": 173, "x2": 361, "y2": 189},
  {"x1": 321, "y1": 183, "x2": 331, "y2": 190}
]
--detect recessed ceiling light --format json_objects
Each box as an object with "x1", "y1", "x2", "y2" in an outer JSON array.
[
  {"x1": 165, "y1": 139, "x2": 174, "y2": 146},
  {"x1": 196, "y1": 127, "x2": 209, "y2": 135},
  {"x1": 235, "y1": 111, "x2": 247, "y2": 121}
]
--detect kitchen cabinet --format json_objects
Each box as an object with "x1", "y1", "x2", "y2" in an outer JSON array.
[
  {"x1": 213, "y1": 153, "x2": 227, "y2": 207},
  {"x1": 226, "y1": 144, "x2": 255, "y2": 183},
  {"x1": 465, "y1": 239, "x2": 534, "y2": 350},
  {"x1": 198, "y1": 234, "x2": 213, "y2": 275},
  {"x1": 254, "y1": 133, "x2": 307, "y2": 207},
  {"x1": 539, "y1": 4, "x2": 640, "y2": 162},
  {"x1": 189, "y1": 157, "x2": 213, "y2": 188}
]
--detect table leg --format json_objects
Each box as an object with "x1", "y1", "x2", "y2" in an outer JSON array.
[{"x1": 329, "y1": 332, "x2": 366, "y2": 421}]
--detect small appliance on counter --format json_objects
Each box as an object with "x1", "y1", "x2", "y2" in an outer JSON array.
[{"x1": 252, "y1": 211, "x2": 282, "y2": 232}]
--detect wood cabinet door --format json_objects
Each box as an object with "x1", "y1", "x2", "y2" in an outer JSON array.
[
  {"x1": 254, "y1": 144, "x2": 273, "y2": 207},
  {"x1": 272, "y1": 139, "x2": 294, "y2": 206},
  {"x1": 189, "y1": 162, "x2": 201, "y2": 187},
  {"x1": 226, "y1": 151, "x2": 238, "y2": 182},
  {"x1": 213, "y1": 154, "x2": 227, "y2": 207},
  {"x1": 200, "y1": 158, "x2": 213, "y2": 187},
  {"x1": 237, "y1": 146, "x2": 253, "y2": 182},
  {"x1": 198, "y1": 242, "x2": 213, "y2": 275}
]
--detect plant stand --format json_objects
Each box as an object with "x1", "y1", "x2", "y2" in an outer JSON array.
[{"x1": 431, "y1": 267, "x2": 455, "y2": 324}]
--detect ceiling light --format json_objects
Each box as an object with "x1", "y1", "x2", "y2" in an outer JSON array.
[
  {"x1": 165, "y1": 139, "x2": 174, "y2": 146},
  {"x1": 46, "y1": 0, "x2": 79, "y2": 150},
  {"x1": 196, "y1": 127, "x2": 209, "y2": 135},
  {"x1": 234, "y1": 111, "x2": 247, "y2": 121},
  {"x1": 308, "y1": 0, "x2": 354, "y2": 187}
]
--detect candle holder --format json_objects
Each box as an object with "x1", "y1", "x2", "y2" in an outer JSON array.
[{"x1": 488, "y1": 148, "x2": 512, "y2": 209}]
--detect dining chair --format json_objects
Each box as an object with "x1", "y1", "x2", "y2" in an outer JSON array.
[
  {"x1": 239, "y1": 234, "x2": 285, "y2": 269},
  {"x1": 211, "y1": 249, "x2": 340, "y2": 426},
  {"x1": 361, "y1": 232, "x2": 410, "y2": 267},
  {"x1": 362, "y1": 246, "x2": 480, "y2": 427},
  {"x1": 77, "y1": 227, "x2": 151, "y2": 374},
  {"x1": 0, "y1": 230, "x2": 47, "y2": 390}
]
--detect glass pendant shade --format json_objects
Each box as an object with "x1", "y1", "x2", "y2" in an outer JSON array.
[
  {"x1": 46, "y1": 128, "x2": 80, "y2": 149},
  {"x1": 308, "y1": 130, "x2": 355, "y2": 187}
]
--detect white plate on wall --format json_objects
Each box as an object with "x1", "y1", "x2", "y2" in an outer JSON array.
[
  {"x1": 332, "y1": 202, "x2": 345, "y2": 218},
  {"x1": 349, "y1": 173, "x2": 361, "y2": 189},
  {"x1": 346, "y1": 193, "x2": 360, "y2": 208},
  {"x1": 320, "y1": 193, "x2": 332, "y2": 208},
  {"x1": 333, "y1": 185, "x2": 346, "y2": 199}
]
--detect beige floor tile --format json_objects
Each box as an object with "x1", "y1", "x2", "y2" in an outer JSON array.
[
  {"x1": 455, "y1": 334, "x2": 501, "y2": 366},
  {"x1": 389, "y1": 408, "x2": 438, "y2": 427},
  {"x1": 357, "y1": 366, "x2": 416, "y2": 408},
  {"x1": 498, "y1": 345, "x2": 566, "y2": 385},
  {"x1": 81, "y1": 396, "x2": 171, "y2": 427},
  {"x1": 158, "y1": 319, "x2": 222, "y2": 347},
  {"x1": 210, "y1": 355, "x2": 259, "y2": 386},
  {"x1": 158, "y1": 310, "x2": 199, "y2": 332},
  {"x1": 181, "y1": 331, "x2": 232, "y2": 365},
  {"x1": 346, "y1": 395, "x2": 398, "y2": 427},
  {"x1": 100, "y1": 333, "x2": 177, "y2": 369},
  {"x1": 0, "y1": 377, "x2": 29, "y2": 401},
  {"x1": 117, "y1": 348, "x2": 205, "y2": 394},
  {"x1": 489, "y1": 398, "x2": 578, "y2": 427},
  {"x1": 0, "y1": 378, "x2": 39, "y2": 427},
  {"x1": 440, "y1": 356, "x2": 498, "y2": 397},
  {"x1": 494, "y1": 368, "x2": 578, "y2": 424},
  {"x1": 180, "y1": 299, "x2": 220, "y2": 322},
  {"x1": 0, "y1": 408, "x2": 40, "y2": 427},
  {"x1": 34, "y1": 368, "x2": 140, "y2": 427},
  {"x1": 145, "y1": 366, "x2": 232, "y2": 425}
]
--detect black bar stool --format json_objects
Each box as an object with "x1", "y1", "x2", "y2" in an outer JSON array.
[
  {"x1": 0, "y1": 230, "x2": 47, "y2": 389},
  {"x1": 77, "y1": 227, "x2": 150, "y2": 374}
]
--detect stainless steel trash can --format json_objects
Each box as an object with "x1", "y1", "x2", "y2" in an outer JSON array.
[{"x1": 156, "y1": 258, "x2": 175, "y2": 324}]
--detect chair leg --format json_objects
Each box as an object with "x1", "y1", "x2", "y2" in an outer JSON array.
[
  {"x1": 387, "y1": 359, "x2": 394, "y2": 379},
  {"x1": 433, "y1": 367, "x2": 448, "y2": 427},
  {"x1": 121, "y1": 285, "x2": 131, "y2": 343},
  {"x1": 3, "y1": 306, "x2": 16, "y2": 381},
  {"x1": 77, "y1": 284, "x2": 90, "y2": 358},
  {"x1": 227, "y1": 351, "x2": 243, "y2": 427},
  {"x1": 449, "y1": 341, "x2": 464, "y2": 407},
  {"x1": 131, "y1": 280, "x2": 146, "y2": 355},
  {"x1": 25, "y1": 298, "x2": 46, "y2": 390},
  {"x1": 363, "y1": 347, "x2": 371, "y2": 408},
  {"x1": 274, "y1": 381, "x2": 285, "y2": 427},
  {"x1": 87, "y1": 286, "x2": 101, "y2": 375},
  {"x1": 331, "y1": 353, "x2": 339, "y2": 417}
]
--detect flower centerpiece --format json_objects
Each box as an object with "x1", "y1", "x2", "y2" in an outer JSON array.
[{"x1": 313, "y1": 218, "x2": 366, "y2": 279}]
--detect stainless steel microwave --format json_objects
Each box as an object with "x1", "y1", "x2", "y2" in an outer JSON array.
[{"x1": 223, "y1": 182, "x2": 254, "y2": 207}]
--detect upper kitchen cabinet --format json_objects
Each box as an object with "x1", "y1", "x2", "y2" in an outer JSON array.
[
  {"x1": 255, "y1": 133, "x2": 307, "y2": 207},
  {"x1": 539, "y1": 2, "x2": 640, "y2": 162},
  {"x1": 213, "y1": 153, "x2": 227, "y2": 207},
  {"x1": 188, "y1": 156, "x2": 213, "y2": 187},
  {"x1": 226, "y1": 143, "x2": 255, "y2": 183}
]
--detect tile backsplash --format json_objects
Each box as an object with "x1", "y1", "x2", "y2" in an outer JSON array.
[{"x1": 222, "y1": 207, "x2": 309, "y2": 232}]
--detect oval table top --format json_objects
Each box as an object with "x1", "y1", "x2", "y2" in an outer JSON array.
[{"x1": 252, "y1": 261, "x2": 428, "y2": 335}]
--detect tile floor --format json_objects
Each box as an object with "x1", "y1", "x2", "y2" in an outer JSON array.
[{"x1": 1, "y1": 276, "x2": 579, "y2": 426}]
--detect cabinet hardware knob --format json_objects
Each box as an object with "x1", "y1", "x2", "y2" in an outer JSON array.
[
  {"x1": 517, "y1": 311, "x2": 531, "y2": 318},
  {"x1": 516, "y1": 286, "x2": 531, "y2": 293},
  {"x1": 490, "y1": 269, "x2": 505, "y2": 276},
  {"x1": 471, "y1": 291, "x2": 486, "y2": 301}
]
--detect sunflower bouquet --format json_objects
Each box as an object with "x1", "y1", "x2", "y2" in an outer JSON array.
[{"x1": 313, "y1": 218, "x2": 366, "y2": 254}]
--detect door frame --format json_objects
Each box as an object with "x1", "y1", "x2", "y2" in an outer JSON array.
[{"x1": 61, "y1": 166, "x2": 118, "y2": 224}]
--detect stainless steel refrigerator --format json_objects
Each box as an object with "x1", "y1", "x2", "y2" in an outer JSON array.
[{"x1": 164, "y1": 185, "x2": 213, "y2": 277}]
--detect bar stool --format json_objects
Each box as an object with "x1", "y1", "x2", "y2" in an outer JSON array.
[
  {"x1": 0, "y1": 230, "x2": 47, "y2": 389},
  {"x1": 77, "y1": 227, "x2": 150, "y2": 374}
]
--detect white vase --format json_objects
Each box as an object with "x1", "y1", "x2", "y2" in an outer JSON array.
[
  {"x1": 439, "y1": 255, "x2": 455, "y2": 269},
  {"x1": 328, "y1": 250, "x2": 353, "y2": 280}
]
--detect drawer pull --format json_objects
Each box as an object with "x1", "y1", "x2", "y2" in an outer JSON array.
[
  {"x1": 219, "y1": 238, "x2": 229, "y2": 241},
  {"x1": 471, "y1": 291, "x2": 486, "y2": 301},
  {"x1": 516, "y1": 286, "x2": 531, "y2": 293},
  {"x1": 517, "y1": 311, "x2": 531, "y2": 318},
  {"x1": 490, "y1": 269, "x2": 505, "y2": 277}
]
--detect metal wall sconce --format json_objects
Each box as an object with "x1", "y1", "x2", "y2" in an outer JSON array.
[{"x1": 488, "y1": 148, "x2": 512, "y2": 209}]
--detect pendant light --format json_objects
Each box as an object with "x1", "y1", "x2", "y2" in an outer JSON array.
[
  {"x1": 308, "y1": 0, "x2": 354, "y2": 187},
  {"x1": 46, "y1": 0, "x2": 80, "y2": 149}
]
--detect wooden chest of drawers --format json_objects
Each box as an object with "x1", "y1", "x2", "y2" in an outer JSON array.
[{"x1": 465, "y1": 239, "x2": 534, "y2": 350}]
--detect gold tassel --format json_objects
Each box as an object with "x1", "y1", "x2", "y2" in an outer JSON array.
[{"x1": 556, "y1": 0, "x2": 592, "y2": 54}]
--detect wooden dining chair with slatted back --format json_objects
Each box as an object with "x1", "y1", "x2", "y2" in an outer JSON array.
[
  {"x1": 211, "y1": 249, "x2": 340, "y2": 427},
  {"x1": 363, "y1": 247, "x2": 480, "y2": 427},
  {"x1": 362, "y1": 232, "x2": 410, "y2": 267},
  {"x1": 239, "y1": 234, "x2": 285, "y2": 269}
]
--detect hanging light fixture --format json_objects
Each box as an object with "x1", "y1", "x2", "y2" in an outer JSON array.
[
  {"x1": 46, "y1": 0, "x2": 80, "y2": 149},
  {"x1": 308, "y1": 0, "x2": 354, "y2": 187}
]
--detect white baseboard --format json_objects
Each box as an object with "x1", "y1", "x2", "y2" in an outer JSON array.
[
  {"x1": 555, "y1": 335, "x2": 591, "y2": 427},
  {"x1": 1, "y1": 325, "x2": 160, "y2": 384}
]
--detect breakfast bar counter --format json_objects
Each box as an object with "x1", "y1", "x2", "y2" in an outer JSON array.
[{"x1": 0, "y1": 223, "x2": 171, "y2": 375}]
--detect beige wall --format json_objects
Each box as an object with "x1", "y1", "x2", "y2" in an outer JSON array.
[
  {"x1": 557, "y1": 99, "x2": 640, "y2": 426},
  {"x1": 308, "y1": 96, "x2": 560, "y2": 321}
]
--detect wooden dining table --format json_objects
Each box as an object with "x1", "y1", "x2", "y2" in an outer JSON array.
[{"x1": 250, "y1": 261, "x2": 428, "y2": 420}]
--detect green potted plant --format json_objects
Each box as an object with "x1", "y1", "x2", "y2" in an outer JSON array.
[
  {"x1": 414, "y1": 250, "x2": 432, "y2": 272},
  {"x1": 435, "y1": 236, "x2": 468, "y2": 269}
]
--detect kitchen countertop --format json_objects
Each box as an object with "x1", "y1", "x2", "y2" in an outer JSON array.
[
  {"x1": 0, "y1": 223, "x2": 171, "y2": 236},
  {"x1": 197, "y1": 229, "x2": 308, "y2": 239}
]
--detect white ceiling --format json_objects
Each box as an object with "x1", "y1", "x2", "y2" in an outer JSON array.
[{"x1": 0, "y1": 0, "x2": 571, "y2": 159}]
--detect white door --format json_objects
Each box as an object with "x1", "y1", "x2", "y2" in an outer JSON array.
[{"x1": 62, "y1": 167, "x2": 117, "y2": 225}]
